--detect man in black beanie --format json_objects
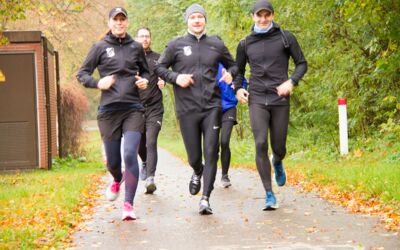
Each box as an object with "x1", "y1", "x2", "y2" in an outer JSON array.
[
  {"x1": 234, "y1": 0, "x2": 307, "y2": 210},
  {"x1": 155, "y1": 3, "x2": 237, "y2": 215}
]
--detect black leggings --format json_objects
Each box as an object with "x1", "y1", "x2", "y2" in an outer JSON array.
[
  {"x1": 249, "y1": 104, "x2": 289, "y2": 192},
  {"x1": 178, "y1": 108, "x2": 221, "y2": 197},
  {"x1": 138, "y1": 119, "x2": 162, "y2": 177},
  {"x1": 220, "y1": 121, "x2": 235, "y2": 175}
]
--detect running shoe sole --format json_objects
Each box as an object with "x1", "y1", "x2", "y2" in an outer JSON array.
[
  {"x1": 122, "y1": 214, "x2": 136, "y2": 221},
  {"x1": 145, "y1": 183, "x2": 157, "y2": 194},
  {"x1": 221, "y1": 182, "x2": 232, "y2": 188},
  {"x1": 263, "y1": 203, "x2": 279, "y2": 211},
  {"x1": 199, "y1": 206, "x2": 213, "y2": 215}
]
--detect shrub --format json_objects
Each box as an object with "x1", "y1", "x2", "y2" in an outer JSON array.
[{"x1": 59, "y1": 83, "x2": 88, "y2": 157}]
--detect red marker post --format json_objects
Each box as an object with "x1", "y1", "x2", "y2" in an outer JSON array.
[{"x1": 338, "y1": 98, "x2": 348, "y2": 155}]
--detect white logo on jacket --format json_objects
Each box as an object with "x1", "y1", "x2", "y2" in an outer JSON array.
[
  {"x1": 106, "y1": 47, "x2": 115, "y2": 58},
  {"x1": 183, "y1": 46, "x2": 192, "y2": 56}
]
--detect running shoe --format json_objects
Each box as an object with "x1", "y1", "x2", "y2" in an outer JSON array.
[
  {"x1": 271, "y1": 156, "x2": 286, "y2": 186},
  {"x1": 105, "y1": 172, "x2": 125, "y2": 201},
  {"x1": 221, "y1": 174, "x2": 232, "y2": 188},
  {"x1": 263, "y1": 191, "x2": 279, "y2": 210},
  {"x1": 145, "y1": 176, "x2": 157, "y2": 194},
  {"x1": 122, "y1": 202, "x2": 136, "y2": 221},
  {"x1": 189, "y1": 170, "x2": 202, "y2": 195},
  {"x1": 199, "y1": 196, "x2": 213, "y2": 215},
  {"x1": 105, "y1": 181, "x2": 121, "y2": 201}
]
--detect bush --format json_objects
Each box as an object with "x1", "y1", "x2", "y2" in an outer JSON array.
[{"x1": 60, "y1": 84, "x2": 88, "y2": 157}]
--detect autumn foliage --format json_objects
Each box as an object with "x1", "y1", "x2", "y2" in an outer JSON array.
[
  {"x1": 287, "y1": 169, "x2": 400, "y2": 232},
  {"x1": 60, "y1": 84, "x2": 88, "y2": 157}
]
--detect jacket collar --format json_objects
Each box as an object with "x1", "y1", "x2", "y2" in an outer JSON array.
[
  {"x1": 186, "y1": 31, "x2": 207, "y2": 41},
  {"x1": 104, "y1": 31, "x2": 133, "y2": 45}
]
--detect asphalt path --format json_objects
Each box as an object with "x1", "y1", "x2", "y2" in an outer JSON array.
[{"x1": 70, "y1": 148, "x2": 399, "y2": 250}]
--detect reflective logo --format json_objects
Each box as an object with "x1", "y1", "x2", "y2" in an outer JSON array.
[
  {"x1": 183, "y1": 46, "x2": 192, "y2": 56},
  {"x1": 228, "y1": 116, "x2": 234, "y2": 120},
  {"x1": 213, "y1": 125, "x2": 219, "y2": 130},
  {"x1": 106, "y1": 47, "x2": 115, "y2": 57},
  {"x1": 157, "y1": 121, "x2": 162, "y2": 126}
]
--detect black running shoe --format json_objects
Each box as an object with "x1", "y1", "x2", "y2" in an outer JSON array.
[
  {"x1": 189, "y1": 173, "x2": 201, "y2": 195},
  {"x1": 189, "y1": 167, "x2": 203, "y2": 195},
  {"x1": 199, "y1": 196, "x2": 213, "y2": 215}
]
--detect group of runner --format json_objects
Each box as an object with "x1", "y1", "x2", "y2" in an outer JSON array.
[{"x1": 77, "y1": 0, "x2": 307, "y2": 220}]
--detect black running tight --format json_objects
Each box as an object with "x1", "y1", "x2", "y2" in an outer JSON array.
[
  {"x1": 249, "y1": 104, "x2": 289, "y2": 192},
  {"x1": 178, "y1": 108, "x2": 221, "y2": 197}
]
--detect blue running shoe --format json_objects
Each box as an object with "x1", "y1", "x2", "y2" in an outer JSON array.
[
  {"x1": 263, "y1": 191, "x2": 279, "y2": 210},
  {"x1": 272, "y1": 156, "x2": 286, "y2": 186}
]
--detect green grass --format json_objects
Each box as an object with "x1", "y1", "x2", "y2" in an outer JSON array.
[
  {"x1": 0, "y1": 131, "x2": 105, "y2": 250},
  {"x1": 158, "y1": 129, "x2": 187, "y2": 160},
  {"x1": 286, "y1": 144, "x2": 400, "y2": 211}
]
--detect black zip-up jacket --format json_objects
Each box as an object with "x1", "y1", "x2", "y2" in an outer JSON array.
[
  {"x1": 77, "y1": 32, "x2": 150, "y2": 107},
  {"x1": 234, "y1": 23, "x2": 307, "y2": 106},
  {"x1": 139, "y1": 50, "x2": 162, "y2": 106},
  {"x1": 155, "y1": 33, "x2": 237, "y2": 118}
]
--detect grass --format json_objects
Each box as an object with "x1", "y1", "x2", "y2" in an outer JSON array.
[
  {"x1": 286, "y1": 141, "x2": 400, "y2": 211},
  {"x1": 0, "y1": 131, "x2": 105, "y2": 249}
]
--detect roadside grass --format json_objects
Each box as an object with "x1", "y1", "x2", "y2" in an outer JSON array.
[
  {"x1": 0, "y1": 131, "x2": 105, "y2": 249},
  {"x1": 286, "y1": 131, "x2": 400, "y2": 210},
  {"x1": 287, "y1": 156, "x2": 400, "y2": 208},
  {"x1": 159, "y1": 126, "x2": 400, "y2": 230},
  {"x1": 158, "y1": 129, "x2": 186, "y2": 161}
]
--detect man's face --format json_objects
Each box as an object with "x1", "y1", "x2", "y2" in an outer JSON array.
[
  {"x1": 252, "y1": 9, "x2": 274, "y2": 29},
  {"x1": 187, "y1": 12, "x2": 206, "y2": 35},
  {"x1": 108, "y1": 13, "x2": 128, "y2": 37},
  {"x1": 136, "y1": 29, "x2": 151, "y2": 50}
]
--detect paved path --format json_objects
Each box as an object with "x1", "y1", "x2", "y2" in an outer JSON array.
[{"x1": 70, "y1": 148, "x2": 399, "y2": 250}]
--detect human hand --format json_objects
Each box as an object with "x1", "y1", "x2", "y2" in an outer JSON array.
[
  {"x1": 135, "y1": 73, "x2": 149, "y2": 90},
  {"x1": 237, "y1": 88, "x2": 249, "y2": 104},
  {"x1": 97, "y1": 75, "x2": 116, "y2": 90},
  {"x1": 176, "y1": 74, "x2": 194, "y2": 88},
  {"x1": 276, "y1": 79, "x2": 293, "y2": 96},
  {"x1": 219, "y1": 68, "x2": 233, "y2": 84},
  {"x1": 157, "y1": 78, "x2": 165, "y2": 90}
]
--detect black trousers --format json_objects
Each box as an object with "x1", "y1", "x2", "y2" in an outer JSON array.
[
  {"x1": 178, "y1": 108, "x2": 222, "y2": 197},
  {"x1": 249, "y1": 104, "x2": 289, "y2": 192},
  {"x1": 138, "y1": 102, "x2": 163, "y2": 178},
  {"x1": 220, "y1": 107, "x2": 237, "y2": 176}
]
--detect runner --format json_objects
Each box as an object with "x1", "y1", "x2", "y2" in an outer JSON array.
[
  {"x1": 234, "y1": 0, "x2": 307, "y2": 210},
  {"x1": 77, "y1": 7, "x2": 150, "y2": 220},
  {"x1": 135, "y1": 27, "x2": 165, "y2": 194},
  {"x1": 155, "y1": 3, "x2": 237, "y2": 215},
  {"x1": 217, "y1": 63, "x2": 247, "y2": 188}
]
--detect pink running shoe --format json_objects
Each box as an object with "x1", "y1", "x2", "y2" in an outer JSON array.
[
  {"x1": 105, "y1": 172, "x2": 125, "y2": 201},
  {"x1": 105, "y1": 181, "x2": 120, "y2": 201},
  {"x1": 122, "y1": 202, "x2": 136, "y2": 221}
]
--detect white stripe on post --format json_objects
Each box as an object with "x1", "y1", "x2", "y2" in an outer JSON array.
[{"x1": 338, "y1": 98, "x2": 348, "y2": 155}]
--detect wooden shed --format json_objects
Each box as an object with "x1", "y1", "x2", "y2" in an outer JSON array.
[{"x1": 0, "y1": 31, "x2": 60, "y2": 170}]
